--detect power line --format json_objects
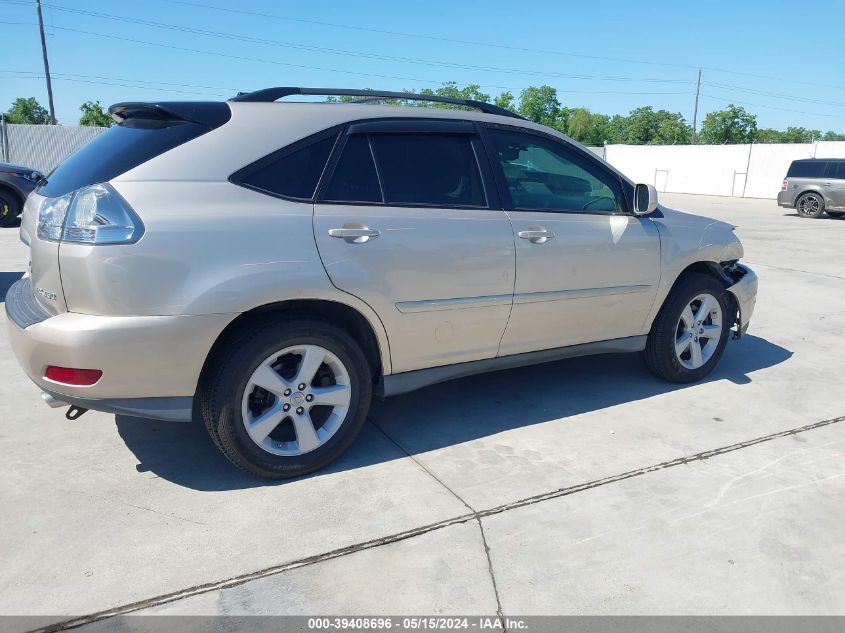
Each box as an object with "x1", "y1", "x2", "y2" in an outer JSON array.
[
  {"x1": 704, "y1": 80, "x2": 845, "y2": 109},
  {"x1": 157, "y1": 0, "x2": 845, "y2": 92},
  {"x1": 37, "y1": 3, "x2": 694, "y2": 86},
  {"x1": 0, "y1": 21, "x2": 693, "y2": 100},
  {"x1": 699, "y1": 94, "x2": 843, "y2": 120}
]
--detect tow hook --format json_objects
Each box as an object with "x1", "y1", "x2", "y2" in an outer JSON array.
[{"x1": 66, "y1": 405, "x2": 89, "y2": 421}]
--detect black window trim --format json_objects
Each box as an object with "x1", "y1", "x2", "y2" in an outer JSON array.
[
  {"x1": 478, "y1": 122, "x2": 636, "y2": 217},
  {"x1": 229, "y1": 124, "x2": 343, "y2": 202},
  {"x1": 315, "y1": 117, "x2": 499, "y2": 210}
]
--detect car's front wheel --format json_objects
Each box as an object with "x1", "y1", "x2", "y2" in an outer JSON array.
[
  {"x1": 201, "y1": 319, "x2": 372, "y2": 478},
  {"x1": 796, "y1": 192, "x2": 825, "y2": 218},
  {"x1": 644, "y1": 274, "x2": 732, "y2": 383}
]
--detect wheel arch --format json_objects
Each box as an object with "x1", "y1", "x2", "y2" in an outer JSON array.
[
  {"x1": 198, "y1": 298, "x2": 390, "y2": 393},
  {"x1": 652, "y1": 260, "x2": 740, "y2": 332},
  {"x1": 795, "y1": 188, "x2": 827, "y2": 207}
]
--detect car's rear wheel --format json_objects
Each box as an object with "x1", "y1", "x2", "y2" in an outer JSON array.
[
  {"x1": 201, "y1": 319, "x2": 372, "y2": 478},
  {"x1": 0, "y1": 191, "x2": 20, "y2": 228},
  {"x1": 644, "y1": 274, "x2": 731, "y2": 383},
  {"x1": 796, "y1": 192, "x2": 825, "y2": 218}
]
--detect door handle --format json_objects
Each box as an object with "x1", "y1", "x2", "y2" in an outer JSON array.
[
  {"x1": 518, "y1": 229, "x2": 554, "y2": 243},
  {"x1": 328, "y1": 226, "x2": 381, "y2": 243}
]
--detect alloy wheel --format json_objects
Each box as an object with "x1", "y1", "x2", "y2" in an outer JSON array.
[
  {"x1": 241, "y1": 344, "x2": 352, "y2": 456},
  {"x1": 797, "y1": 194, "x2": 821, "y2": 217},
  {"x1": 674, "y1": 293, "x2": 723, "y2": 370}
]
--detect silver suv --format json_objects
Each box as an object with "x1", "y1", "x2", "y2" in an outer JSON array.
[
  {"x1": 777, "y1": 158, "x2": 845, "y2": 218},
  {"x1": 5, "y1": 88, "x2": 758, "y2": 478}
]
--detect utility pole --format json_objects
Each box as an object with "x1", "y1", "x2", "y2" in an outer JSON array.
[
  {"x1": 691, "y1": 68, "x2": 701, "y2": 144},
  {"x1": 35, "y1": 0, "x2": 56, "y2": 125}
]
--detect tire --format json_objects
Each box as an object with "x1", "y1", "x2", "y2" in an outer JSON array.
[
  {"x1": 201, "y1": 319, "x2": 372, "y2": 478},
  {"x1": 644, "y1": 273, "x2": 732, "y2": 383},
  {"x1": 796, "y1": 192, "x2": 825, "y2": 218},
  {"x1": 827, "y1": 211, "x2": 844, "y2": 218},
  {"x1": 0, "y1": 191, "x2": 20, "y2": 228}
]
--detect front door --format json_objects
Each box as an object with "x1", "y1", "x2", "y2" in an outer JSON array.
[
  {"x1": 483, "y1": 126, "x2": 661, "y2": 356},
  {"x1": 313, "y1": 121, "x2": 515, "y2": 373}
]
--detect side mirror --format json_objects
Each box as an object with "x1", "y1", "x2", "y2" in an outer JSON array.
[{"x1": 633, "y1": 183, "x2": 658, "y2": 216}]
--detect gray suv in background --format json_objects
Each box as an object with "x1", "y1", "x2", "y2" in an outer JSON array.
[{"x1": 777, "y1": 158, "x2": 845, "y2": 218}]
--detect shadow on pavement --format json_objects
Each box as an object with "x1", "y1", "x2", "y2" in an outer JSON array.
[
  {"x1": 0, "y1": 271, "x2": 24, "y2": 302},
  {"x1": 116, "y1": 334, "x2": 791, "y2": 491}
]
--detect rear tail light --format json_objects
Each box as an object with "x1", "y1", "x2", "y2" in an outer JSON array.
[
  {"x1": 782, "y1": 180, "x2": 788, "y2": 191},
  {"x1": 44, "y1": 366, "x2": 103, "y2": 386},
  {"x1": 36, "y1": 183, "x2": 144, "y2": 245}
]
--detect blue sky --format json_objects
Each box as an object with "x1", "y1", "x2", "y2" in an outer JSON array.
[{"x1": 2, "y1": 0, "x2": 844, "y2": 131}]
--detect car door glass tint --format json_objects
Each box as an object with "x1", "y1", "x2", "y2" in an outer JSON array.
[
  {"x1": 240, "y1": 133, "x2": 336, "y2": 200},
  {"x1": 489, "y1": 129, "x2": 623, "y2": 214},
  {"x1": 369, "y1": 134, "x2": 486, "y2": 207},
  {"x1": 832, "y1": 162, "x2": 845, "y2": 180},
  {"x1": 322, "y1": 135, "x2": 383, "y2": 203}
]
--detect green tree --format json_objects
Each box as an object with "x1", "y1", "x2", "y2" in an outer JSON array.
[
  {"x1": 754, "y1": 128, "x2": 785, "y2": 143},
  {"x1": 418, "y1": 82, "x2": 490, "y2": 106},
  {"x1": 565, "y1": 107, "x2": 610, "y2": 146},
  {"x1": 607, "y1": 107, "x2": 690, "y2": 145},
  {"x1": 517, "y1": 85, "x2": 561, "y2": 128},
  {"x1": 494, "y1": 91, "x2": 515, "y2": 112},
  {"x1": 699, "y1": 105, "x2": 757, "y2": 144},
  {"x1": 79, "y1": 101, "x2": 112, "y2": 127},
  {"x1": 5, "y1": 97, "x2": 51, "y2": 124},
  {"x1": 823, "y1": 130, "x2": 845, "y2": 141}
]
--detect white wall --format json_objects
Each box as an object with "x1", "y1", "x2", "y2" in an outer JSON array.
[{"x1": 602, "y1": 141, "x2": 845, "y2": 199}]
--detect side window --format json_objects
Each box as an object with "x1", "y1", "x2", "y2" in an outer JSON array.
[
  {"x1": 322, "y1": 135, "x2": 383, "y2": 203},
  {"x1": 235, "y1": 132, "x2": 337, "y2": 200},
  {"x1": 835, "y1": 163, "x2": 845, "y2": 180},
  {"x1": 369, "y1": 133, "x2": 487, "y2": 207},
  {"x1": 488, "y1": 128, "x2": 624, "y2": 214}
]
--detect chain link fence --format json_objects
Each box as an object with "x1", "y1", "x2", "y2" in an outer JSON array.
[{"x1": 0, "y1": 121, "x2": 106, "y2": 174}]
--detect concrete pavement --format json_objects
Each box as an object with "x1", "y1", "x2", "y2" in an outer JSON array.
[{"x1": 0, "y1": 194, "x2": 843, "y2": 629}]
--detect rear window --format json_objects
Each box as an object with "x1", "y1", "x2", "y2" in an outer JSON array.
[
  {"x1": 369, "y1": 134, "x2": 486, "y2": 207},
  {"x1": 322, "y1": 135, "x2": 382, "y2": 203},
  {"x1": 38, "y1": 120, "x2": 213, "y2": 198},
  {"x1": 787, "y1": 161, "x2": 828, "y2": 178}
]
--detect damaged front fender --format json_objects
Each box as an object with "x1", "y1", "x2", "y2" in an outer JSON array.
[{"x1": 726, "y1": 264, "x2": 758, "y2": 338}]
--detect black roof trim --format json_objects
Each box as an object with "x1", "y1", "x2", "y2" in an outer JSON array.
[{"x1": 229, "y1": 87, "x2": 524, "y2": 120}]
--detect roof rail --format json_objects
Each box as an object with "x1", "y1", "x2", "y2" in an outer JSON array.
[{"x1": 230, "y1": 87, "x2": 524, "y2": 119}]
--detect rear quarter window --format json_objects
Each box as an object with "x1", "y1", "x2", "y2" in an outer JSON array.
[{"x1": 232, "y1": 130, "x2": 339, "y2": 200}]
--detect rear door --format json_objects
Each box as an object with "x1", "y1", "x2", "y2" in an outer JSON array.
[
  {"x1": 482, "y1": 125, "x2": 661, "y2": 356},
  {"x1": 823, "y1": 161, "x2": 845, "y2": 209},
  {"x1": 313, "y1": 119, "x2": 515, "y2": 374}
]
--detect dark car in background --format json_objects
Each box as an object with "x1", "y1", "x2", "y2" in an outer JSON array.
[
  {"x1": 778, "y1": 158, "x2": 845, "y2": 219},
  {"x1": 0, "y1": 162, "x2": 45, "y2": 227}
]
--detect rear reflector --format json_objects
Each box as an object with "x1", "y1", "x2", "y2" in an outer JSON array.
[{"x1": 45, "y1": 366, "x2": 103, "y2": 386}]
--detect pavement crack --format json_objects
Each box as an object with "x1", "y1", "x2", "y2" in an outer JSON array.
[
  {"x1": 476, "y1": 517, "x2": 506, "y2": 631},
  {"x1": 368, "y1": 418, "x2": 476, "y2": 514},
  {"x1": 369, "y1": 418, "x2": 507, "y2": 620},
  {"x1": 33, "y1": 413, "x2": 845, "y2": 633}
]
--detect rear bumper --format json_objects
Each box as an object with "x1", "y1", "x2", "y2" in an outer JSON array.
[
  {"x1": 5, "y1": 278, "x2": 235, "y2": 419},
  {"x1": 777, "y1": 190, "x2": 795, "y2": 208},
  {"x1": 726, "y1": 264, "x2": 757, "y2": 335}
]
